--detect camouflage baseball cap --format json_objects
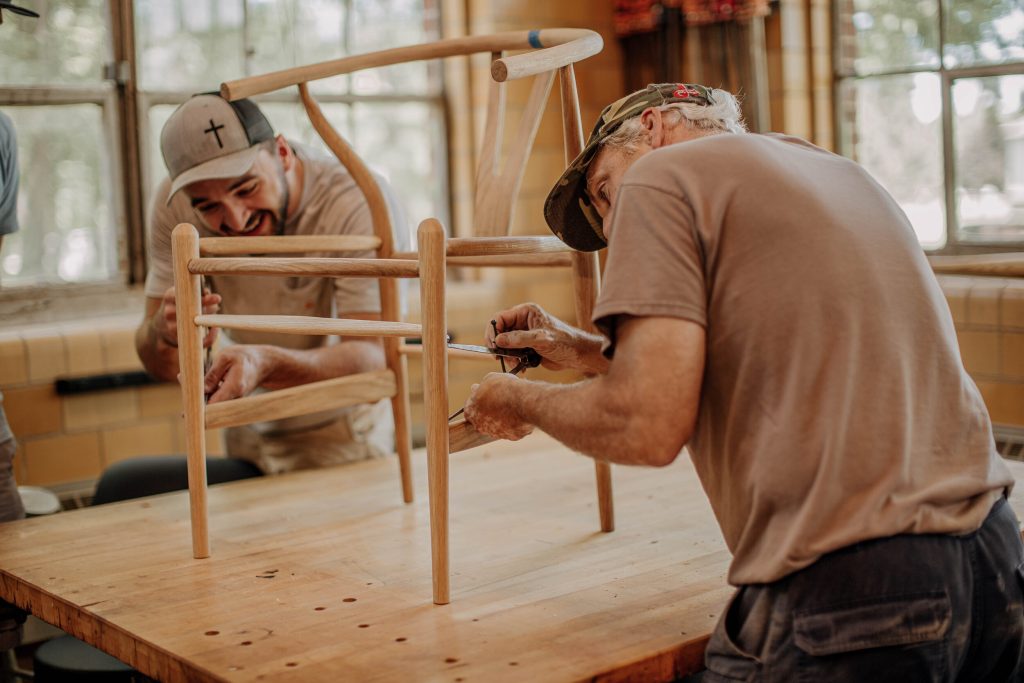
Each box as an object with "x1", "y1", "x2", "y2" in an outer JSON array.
[{"x1": 544, "y1": 83, "x2": 715, "y2": 251}]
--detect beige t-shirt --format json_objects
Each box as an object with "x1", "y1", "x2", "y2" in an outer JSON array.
[
  {"x1": 145, "y1": 142, "x2": 409, "y2": 472},
  {"x1": 593, "y1": 132, "x2": 1014, "y2": 585}
]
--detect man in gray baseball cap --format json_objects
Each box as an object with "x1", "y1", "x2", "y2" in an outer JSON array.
[
  {"x1": 463, "y1": 82, "x2": 1022, "y2": 681},
  {"x1": 123, "y1": 93, "x2": 408, "y2": 492}
]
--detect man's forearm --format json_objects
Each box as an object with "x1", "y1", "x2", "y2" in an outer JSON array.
[
  {"x1": 258, "y1": 340, "x2": 386, "y2": 390},
  {"x1": 573, "y1": 331, "x2": 611, "y2": 375},
  {"x1": 506, "y1": 378, "x2": 676, "y2": 467}
]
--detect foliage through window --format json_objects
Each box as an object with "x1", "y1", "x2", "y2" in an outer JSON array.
[
  {"x1": 835, "y1": 0, "x2": 1024, "y2": 250},
  {"x1": 1, "y1": 0, "x2": 445, "y2": 290}
]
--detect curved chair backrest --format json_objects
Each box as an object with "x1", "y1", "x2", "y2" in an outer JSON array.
[
  {"x1": 220, "y1": 29, "x2": 604, "y2": 244},
  {"x1": 189, "y1": 31, "x2": 612, "y2": 606}
]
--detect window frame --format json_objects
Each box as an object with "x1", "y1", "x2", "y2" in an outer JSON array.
[
  {"x1": 832, "y1": 0, "x2": 1024, "y2": 254},
  {"x1": 0, "y1": 0, "x2": 448, "y2": 314}
]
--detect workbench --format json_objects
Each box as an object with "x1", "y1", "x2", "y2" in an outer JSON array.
[{"x1": 1, "y1": 434, "x2": 1021, "y2": 682}]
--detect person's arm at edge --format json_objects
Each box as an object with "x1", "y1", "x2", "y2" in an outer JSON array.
[
  {"x1": 135, "y1": 295, "x2": 180, "y2": 382},
  {"x1": 467, "y1": 315, "x2": 704, "y2": 466}
]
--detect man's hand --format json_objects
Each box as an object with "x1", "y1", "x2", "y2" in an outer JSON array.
[
  {"x1": 464, "y1": 373, "x2": 534, "y2": 441},
  {"x1": 203, "y1": 345, "x2": 270, "y2": 404},
  {"x1": 485, "y1": 303, "x2": 609, "y2": 375},
  {"x1": 153, "y1": 286, "x2": 221, "y2": 349}
]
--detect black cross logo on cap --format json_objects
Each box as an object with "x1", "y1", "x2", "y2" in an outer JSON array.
[{"x1": 204, "y1": 119, "x2": 225, "y2": 148}]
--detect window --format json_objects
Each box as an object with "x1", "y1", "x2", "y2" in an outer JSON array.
[
  {"x1": 1, "y1": 1, "x2": 120, "y2": 287},
  {"x1": 834, "y1": 0, "x2": 1024, "y2": 250},
  {"x1": 1, "y1": 0, "x2": 445, "y2": 292}
]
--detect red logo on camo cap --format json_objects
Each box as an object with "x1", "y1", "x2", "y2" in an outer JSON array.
[{"x1": 673, "y1": 84, "x2": 703, "y2": 99}]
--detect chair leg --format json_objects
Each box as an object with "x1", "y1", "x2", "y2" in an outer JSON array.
[
  {"x1": 386, "y1": 339, "x2": 414, "y2": 503},
  {"x1": 172, "y1": 224, "x2": 210, "y2": 558},
  {"x1": 558, "y1": 67, "x2": 615, "y2": 533},
  {"x1": 570, "y1": 250, "x2": 615, "y2": 533},
  {"x1": 418, "y1": 219, "x2": 450, "y2": 604}
]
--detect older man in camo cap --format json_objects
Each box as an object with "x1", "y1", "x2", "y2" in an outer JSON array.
[{"x1": 464, "y1": 82, "x2": 1022, "y2": 681}]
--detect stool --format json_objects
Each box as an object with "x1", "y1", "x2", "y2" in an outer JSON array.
[
  {"x1": 17, "y1": 486, "x2": 61, "y2": 517},
  {"x1": 32, "y1": 635, "x2": 140, "y2": 683}
]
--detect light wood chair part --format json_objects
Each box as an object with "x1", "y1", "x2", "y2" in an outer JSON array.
[
  {"x1": 176, "y1": 29, "x2": 610, "y2": 605},
  {"x1": 928, "y1": 252, "x2": 1024, "y2": 278}
]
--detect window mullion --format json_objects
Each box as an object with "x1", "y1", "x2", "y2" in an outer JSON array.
[{"x1": 940, "y1": 69, "x2": 958, "y2": 249}]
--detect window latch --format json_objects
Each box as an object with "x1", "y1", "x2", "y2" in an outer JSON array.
[{"x1": 103, "y1": 61, "x2": 131, "y2": 86}]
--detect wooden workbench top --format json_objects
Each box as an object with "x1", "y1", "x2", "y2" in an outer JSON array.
[
  {"x1": 0, "y1": 434, "x2": 733, "y2": 682},
  {"x1": 2, "y1": 437, "x2": 1022, "y2": 683}
]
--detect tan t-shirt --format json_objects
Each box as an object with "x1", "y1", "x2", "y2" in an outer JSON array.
[
  {"x1": 145, "y1": 142, "x2": 409, "y2": 472},
  {"x1": 593, "y1": 132, "x2": 1014, "y2": 585}
]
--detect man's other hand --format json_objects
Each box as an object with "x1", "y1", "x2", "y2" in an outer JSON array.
[
  {"x1": 154, "y1": 286, "x2": 221, "y2": 348},
  {"x1": 203, "y1": 345, "x2": 269, "y2": 404},
  {"x1": 464, "y1": 373, "x2": 534, "y2": 441},
  {"x1": 485, "y1": 303, "x2": 608, "y2": 375}
]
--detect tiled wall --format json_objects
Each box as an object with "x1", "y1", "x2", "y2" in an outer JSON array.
[
  {"x1": 0, "y1": 316, "x2": 224, "y2": 493},
  {"x1": 941, "y1": 275, "x2": 1024, "y2": 429},
  {"x1": 5, "y1": 276, "x2": 1021, "y2": 493}
]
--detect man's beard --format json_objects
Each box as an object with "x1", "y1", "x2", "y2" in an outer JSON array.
[{"x1": 272, "y1": 157, "x2": 290, "y2": 235}]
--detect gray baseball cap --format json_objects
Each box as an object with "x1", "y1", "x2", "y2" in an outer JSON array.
[
  {"x1": 544, "y1": 83, "x2": 716, "y2": 251},
  {"x1": 160, "y1": 94, "x2": 274, "y2": 202}
]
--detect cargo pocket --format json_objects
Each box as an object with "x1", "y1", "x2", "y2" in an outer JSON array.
[
  {"x1": 793, "y1": 591, "x2": 951, "y2": 683},
  {"x1": 703, "y1": 587, "x2": 762, "y2": 682}
]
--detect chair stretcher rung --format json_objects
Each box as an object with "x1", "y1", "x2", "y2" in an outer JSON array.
[
  {"x1": 199, "y1": 235, "x2": 382, "y2": 256},
  {"x1": 205, "y1": 369, "x2": 397, "y2": 430},
  {"x1": 195, "y1": 315, "x2": 423, "y2": 338},
  {"x1": 392, "y1": 236, "x2": 572, "y2": 260},
  {"x1": 189, "y1": 257, "x2": 419, "y2": 278}
]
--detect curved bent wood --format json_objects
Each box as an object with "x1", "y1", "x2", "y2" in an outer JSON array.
[
  {"x1": 221, "y1": 29, "x2": 602, "y2": 99},
  {"x1": 929, "y1": 253, "x2": 1024, "y2": 278},
  {"x1": 298, "y1": 84, "x2": 415, "y2": 504},
  {"x1": 448, "y1": 419, "x2": 497, "y2": 454},
  {"x1": 492, "y1": 30, "x2": 604, "y2": 82},
  {"x1": 205, "y1": 370, "x2": 397, "y2": 431}
]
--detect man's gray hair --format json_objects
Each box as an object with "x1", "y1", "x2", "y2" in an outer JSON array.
[{"x1": 602, "y1": 88, "x2": 747, "y2": 151}]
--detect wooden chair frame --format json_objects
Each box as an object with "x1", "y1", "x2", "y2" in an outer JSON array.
[{"x1": 175, "y1": 29, "x2": 613, "y2": 605}]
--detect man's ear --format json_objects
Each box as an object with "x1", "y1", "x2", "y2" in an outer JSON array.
[
  {"x1": 275, "y1": 134, "x2": 296, "y2": 170},
  {"x1": 639, "y1": 108, "x2": 667, "y2": 149}
]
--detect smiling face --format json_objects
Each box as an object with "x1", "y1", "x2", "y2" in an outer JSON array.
[{"x1": 185, "y1": 140, "x2": 292, "y2": 237}]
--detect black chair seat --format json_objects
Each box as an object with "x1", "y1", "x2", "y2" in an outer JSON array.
[{"x1": 32, "y1": 635, "x2": 137, "y2": 682}]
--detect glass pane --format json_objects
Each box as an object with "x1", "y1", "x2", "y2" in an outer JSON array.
[
  {"x1": 143, "y1": 101, "x2": 447, "y2": 249},
  {"x1": 943, "y1": 0, "x2": 1024, "y2": 68},
  {"x1": 353, "y1": 102, "x2": 447, "y2": 243},
  {"x1": 3, "y1": 0, "x2": 109, "y2": 85},
  {"x1": 1, "y1": 105, "x2": 118, "y2": 287},
  {"x1": 953, "y1": 75, "x2": 1024, "y2": 243},
  {"x1": 348, "y1": 0, "x2": 441, "y2": 95},
  {"x1": 244, "y1": 0, "x2": 352, "y2": 96},
  {"x1": 836, "y1": 0, "x2": 941, "y2": 75},
  {"x1": 839, "y1": 74, "x2": 945, "y2": 248},
  {"x1": 135, "y1": 0, "x2": 245, "y2": 91}
]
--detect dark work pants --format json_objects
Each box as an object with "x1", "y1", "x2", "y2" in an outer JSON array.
[
  {"x1": 703, "y1": 498, "x2": 1024, "y2": 682},
  {"x1": 92, "y1": 456, "x2": 263, "y2": 505}
]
